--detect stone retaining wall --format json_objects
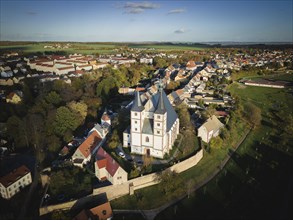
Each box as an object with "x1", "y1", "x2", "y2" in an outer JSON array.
[{"x1": 39, "y1": 149, "x2": 203, "y2": 216}]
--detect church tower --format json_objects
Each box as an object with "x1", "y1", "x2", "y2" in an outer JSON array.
[
  {"x1": 130, "y1": 90, "x2": 144, "y2": 154},
  {"x1": 153, "y1": 84, "x2": 167, "y2": 152}
]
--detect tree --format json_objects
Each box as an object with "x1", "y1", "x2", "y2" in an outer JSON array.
[
  {"x1": 155, "y1": 170, "x2": 183, "y2": 195},
  {"x1": 108, "y1": 129, "x2": 120, "y2": 149},
  {"x1": 45, "y1": 91, "x2": 61, "y2": 106},
  {"x1": 242, "y1": 102, "x2": 262, "y2": 128},
  {"x1": 67, "y1": 101, "x2": 88, "y2": 124},
  {"x1": 47, "y1": 135, "x2": 61, "y2": 153},
  {"x1": 6, "y1": 116, "x2": 29, "y2": 149},
  {"x1": 210, "y1": 136, "x2": 223, "y2": 148},
  {"x1": 53, "y1": 107, "x2": 80, "y2": 137},
  {"x1": 176, "y1": 103, "x2": 191, "y2": 129}
]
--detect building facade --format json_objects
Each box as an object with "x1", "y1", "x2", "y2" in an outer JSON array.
[
  {"x1": 123, "y1": 85, "x2": 179, "y2": 158},
  {"x1": 0, "y1": 165, "x2": 32, "y2": 199}
]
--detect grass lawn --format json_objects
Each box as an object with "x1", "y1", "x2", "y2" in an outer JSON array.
[
  {"x1": 156, "y1": 84, "x2": 293, "y2": 220},
  {"x1": 263, "y1": 73, "x2": 293, "y2": 82}
]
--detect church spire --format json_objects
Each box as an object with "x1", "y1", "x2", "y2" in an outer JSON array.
[
  {"x1": 131, "y1": 89, "x2": 144, "y2": 112},
  {"x1": 155, "y1": 80, "x2": 166, "y2": 114}
]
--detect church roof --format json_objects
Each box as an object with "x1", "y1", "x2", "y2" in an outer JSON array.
[
  {"x1": 131, "y1": 90, "x2": 144, "y2": 112},
  {"x1": 148, "y1": 89, "x2": 178, "y2": 132},
  {"x1": 155, "y1": 87, "x2": 166, "y2": 114},
  {"x1": 142, "y1": 119, "x2": 154, "y2": 134}
]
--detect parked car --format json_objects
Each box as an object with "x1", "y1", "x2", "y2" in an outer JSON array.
[{"x1": 118, "y1": 151, "x2": 125, "y2": 158}]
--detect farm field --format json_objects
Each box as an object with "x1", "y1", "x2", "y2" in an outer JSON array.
[{"x1": 0, "y1": 42, "x2": 119, "y2": 55}]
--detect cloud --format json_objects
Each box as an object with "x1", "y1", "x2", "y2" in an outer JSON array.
[
  {"x1": 125, "y1": 8, "x2": 144, "y2": 14},
  {"x1": 122, "y1": 2, "x2": 160, "y2": 14},
  {"x1": 26, "y1": 12, "x2": 37, "y2": 16},
  {"x1": 167, "y1": 8, "x2": 185, "y2": 14},
  {"x1": 174, "y1": 28, "x2": 189, "y2": 34}
]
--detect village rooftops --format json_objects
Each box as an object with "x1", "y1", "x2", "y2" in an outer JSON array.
[
  {"x1": 96, "y1": 147, "x2": 120, "y2": 177},
  {"x1": 0, "y1": 165, "x2": 30, "y2": 188},
  {"x1": 79, "y1": 131, "x2": 102, "y2": 158}
]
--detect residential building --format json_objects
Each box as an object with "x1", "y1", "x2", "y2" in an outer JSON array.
[
  {"x1": 94, "y1": 147, "x2": 128, "y2": 185},
  {"x1": 72, "y1": 111, "x2": 111, "y2": 167},
  {"x1": 123, "y1": 83, "x2": 179, "y2": 158},
  {"x1": 6, "y1": 91, "x2": 22, "y2": 104},
  {"x1": 72, "y1": 130, "x2": 103, "y2": 167},
  {"x1": 198, "y1": 115, "x2": 224, "y2": 143},
  {"x1": 73, "y1": 193, "x2": 113, "y2": 220},
  {"x1": 0, "y1": 165, "x2": 32, "y2": 199}
]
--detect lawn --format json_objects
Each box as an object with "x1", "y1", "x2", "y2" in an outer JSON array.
[{"x1": 156, "y1": 84, "x2": 293, "y2": 220}]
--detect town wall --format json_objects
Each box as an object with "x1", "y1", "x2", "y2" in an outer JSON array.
[{"x1": 39, "y1": 149, "x2": 203, "y2": 215}]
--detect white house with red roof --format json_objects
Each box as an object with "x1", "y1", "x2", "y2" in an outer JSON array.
[
  {"x1": 0, "y1": 165, "x2": 32, "y2": 199},
  {"x1": 95, "y1": 147, "x2": 128, "y2": 185},
  {"x1": 72, "y1": 130, "x2": 104, "y2": 167},
  {"x1": 72, "y1": 110, "x2": 111, "y2": 167}
]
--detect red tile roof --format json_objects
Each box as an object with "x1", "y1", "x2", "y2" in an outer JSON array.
[
  {"x1": 79, "y1": 131, "x2": 102, "y2": 158},
  {"x1": 96, "y1": 147, "x2": 120, "y2": 177},
  {"x1": 90, "y1": 202, "x2": 113, "y2": 220},
  {"x1": 0, "y1": 165, "x2": 30, "y2": 188}
]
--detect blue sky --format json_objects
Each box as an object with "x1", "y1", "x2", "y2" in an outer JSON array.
[{"x1": 0, "y1": 0, "x2": 292, "y2": 42}]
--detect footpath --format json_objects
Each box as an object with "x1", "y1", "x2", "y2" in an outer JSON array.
[{"x1": 114, "y1": 127, "x2": 252, "y2": 220}]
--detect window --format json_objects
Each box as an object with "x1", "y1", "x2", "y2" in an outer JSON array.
[
  {"x1": 157, "y1": 123, "x2": 160, "y2": 126},
  {"x1": 135, "y1": 120, "x2": 137, "y2": 124},
  {"x1": 135, "y1": 113, "x2": 137, "y2": 116},
  {"x1": 146, "y1": 136, "x2": 149, "y2": 142},
  {"x1": 135, "y1": 128, "x2": 137, "y2": 131},
  {"x1": 157, "y1": 115, "x2": 160, "y2": 119},
  {"x1": 157, "y1": 131, "x2": 160, "y2": 134}
]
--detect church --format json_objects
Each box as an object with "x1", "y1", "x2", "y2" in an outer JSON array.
[{"x1": 123, "y1": 85, "x2": 179, "y2": 159}]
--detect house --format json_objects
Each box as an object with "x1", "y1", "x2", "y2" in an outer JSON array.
[
  {"x1": 123, "y1": 83, "x2": 179, "y2": 159},
  {"x1": 72, "y1": 130, "x2": 103, "y2": 167},
  {"x1": 6, "y1": 91, "x2": 22, "y2": 104},
  {"x1": 198, "y1": 115, "x2": 224, "y2": 143},
  {"x1": 0, "y1": 165, "x2": 32, "y2": 199},
  {"x1": 95, "y1": 147, "x2": 128, "y2": 185},
  {"x1": 140, "y1": 57, "x2": 153, "y2": 64},
  {"x1": 72, "y1": 111, "x2": 111, "y2": 167},
  {"x1": 186, "y1": 60, "x2": 197, "y2": 71},
  {"x1": 73, "y1": 193, "x2": 113, "y2": 220}
]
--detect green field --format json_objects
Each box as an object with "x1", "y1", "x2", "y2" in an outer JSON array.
[
  {"x1": 129, "y1": 44, "x2": 204, "y2": 51},
  {"x1": 0, "y1": 43, "x2": 118, "y2": 55},
  {"x1": 156, "y1": 84, "x2": 293, "y2": 219},
  {"x1": 0, "y1": 42, "x2": 206, "y2": 55}
]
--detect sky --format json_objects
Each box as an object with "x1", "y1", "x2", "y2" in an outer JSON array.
[{"x1": 0, "y1": 0, "x2": 292, "y2": 42}]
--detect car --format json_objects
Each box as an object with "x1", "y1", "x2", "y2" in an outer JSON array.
[
  {"x1": 118, "y1": 151, "x2": 125, "y2": 158},
  {"x1": 136, "y1": 160, "x2": 143, "y2": 165}
]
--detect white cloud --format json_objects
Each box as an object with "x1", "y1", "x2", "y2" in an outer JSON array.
[
  {"x1": 167, "y1": 8, "x2": 185, "y2": 14},
  {"x1": 122, "y1": 2, "x2": 160, "y2": 14}
]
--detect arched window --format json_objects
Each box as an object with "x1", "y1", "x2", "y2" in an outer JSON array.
[{"x1": 145, "y1": 136, "x2": 149, "y2": 142}]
